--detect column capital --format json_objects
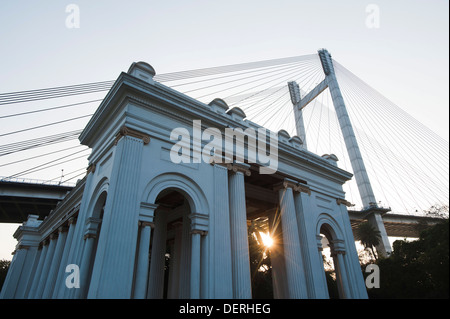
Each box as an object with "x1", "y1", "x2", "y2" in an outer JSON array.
[
  {"x1": 49, "y1": 233, "x2": 58, "y2": 241},
  {"x1": 58, "y1": 225, "x2": 69, "y2": 233},
  {"x1": 68, "y1": 216, "x2": 77, "y2": 225},
  {"x1": 296, "y1": 184, "x2": 311, "y2": 195},
  {"x1": 226, "y1": 163, "x2": 251, "y2": 176},
  {"x1": 114, "y1": 125, "x2": 150, "y2": 145},
  {"x1": 16, "y1": 244, "x2": 31, "y2": 250},
  {"x1": 138, "y1": 221, "x2": 155, "y2": 228},
  {"x1": 273, "y1": 179, "x2": 311, "y2": 195},
  {"x1": 190, "y1": 229, "x2": 208, "y2": 236},
  {"x1": 330, "y1": 239, "x2": 346, "y2": 256},
  {"x1": 273, "y1": 178, "x2": 298, "y2": 191},
  {"x1": 84, "y1": 233, "x2": 97, "y2": 240}
]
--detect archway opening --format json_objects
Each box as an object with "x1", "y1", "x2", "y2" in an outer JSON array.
[
  {"x1": 319, "y1": 223, "x2": 348, "y2": 299},
  {"x1": 319, "y1": 228, "x2": 339, "y2": 299},
  {"x1": 147, "y1": 189, "x2": 192, "y2": 299},
  {"x1": 248, "y1": 216, "x2": 274, "y2": 299},
  {"x1": 83, "y1": 191, "x2": 107, "y2": 297}
]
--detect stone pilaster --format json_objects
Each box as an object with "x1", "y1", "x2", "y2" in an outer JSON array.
[
  {"x1": 274, "y1": 179, "x2": 308, "y2": 299},
  {"x1": 88, "y1": 130, "x2": 147, "y2": 298},
  {"x1": 77, "y1": 217, "x2": 101, "y2": 298},
  {"x1": 42, "y1": 226, "x2": 69, "y2": 298},
  {"x1": 133, "y1": 221, "x2": 153, "y2": 299},
  {"x1": 189, "y1": 213, "x2": 208, "y2": 299},
  {"x1": 210, "y1": 162, "x2": 233, "y2": 298},
  {"x1": 228, "y1": 164, "x2": 252, "y2": 299},
  {"x1": 35, "y1": 234, "x2": 58, "y2": 298},
  {"x1": 26, "y1": 242, "x2": 47, "y2": 299},
  {"x1": 147, "y1": 211, "x2": 167, "y2": 299},
  {"x1": 330, "y1": 239, "x2": 351, "y2": 299},
  {"x1": 53, "y1": 217, "x2": 77, "y2": 298}
]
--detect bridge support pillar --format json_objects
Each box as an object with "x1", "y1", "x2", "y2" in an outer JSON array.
[{"x1": 318, "y1": 49, "x2": 392, "y2": 257}]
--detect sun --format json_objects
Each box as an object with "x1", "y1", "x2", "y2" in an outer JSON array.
[{"x1": 259, "y1": 232, "x2": 274, "y2": 248}]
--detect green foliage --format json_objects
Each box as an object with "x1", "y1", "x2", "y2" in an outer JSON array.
[
  {"x1": 356, "y1": 222, "x2": 381, "y2": 260},
  {"x1": 364, "y1": 219, "x2": 449, "y2": 299},
  {"x1": 0, "y1": 259, "x2": 11, "y2": 291}
]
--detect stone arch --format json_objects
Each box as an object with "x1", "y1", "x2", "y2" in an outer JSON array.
[
  {"x1": 141, "y1": 172, "x2": 209, "y2": 215},
  {"x1": 140, "y1": 172, "x2": 209, "y2": 299},
  {"x1": 316, "y1": 213, "x2": 345, "y2": 241},
  {"x1": 86, "y1": 177, "x2": 109, "y2": 219},
  {"x1": 77, "y1": 177, "x2": 109, "y2": 298},
  {"x1": 315, "y1": 213, "x2": 352, "y2": 299}
]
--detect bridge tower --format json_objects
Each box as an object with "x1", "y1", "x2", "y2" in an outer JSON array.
[{"x1": 290, "y1": 49, "x2": 392, "y2": 256}]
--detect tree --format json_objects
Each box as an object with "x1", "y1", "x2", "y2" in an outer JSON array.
[
  {"x1": 365, "y1": 219, "x2": 449, "y2": 299},
  {"x1": 0, "y1": 259, "x2": 11, "y2": 291},
  {"x1": 356, "y1": 222, "x2": 381, "y2": 260}
]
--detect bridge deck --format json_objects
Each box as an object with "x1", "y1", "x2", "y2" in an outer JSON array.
[
  {"x1": 0, "y1": 180, "x2": 73, "y2": 223},
  {"x1": 0, "y1": 181, "x2": 442, "y2": 238}
]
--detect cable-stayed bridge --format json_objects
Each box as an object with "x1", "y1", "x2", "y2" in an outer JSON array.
[{"x1": 0, "y1": 51, "x2": 448, "y2": 245}]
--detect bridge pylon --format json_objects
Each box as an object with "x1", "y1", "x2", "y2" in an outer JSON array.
[{"x1": 290, "y1": 49, "x2": 392, "y2": 256}]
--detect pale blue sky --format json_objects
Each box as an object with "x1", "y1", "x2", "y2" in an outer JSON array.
[
  {"x1": 0, "y1": 0, "x2": 448, "y2": 136},
  {"x1": 0, "y1": 1, "x2": 448, "y2": 259}
]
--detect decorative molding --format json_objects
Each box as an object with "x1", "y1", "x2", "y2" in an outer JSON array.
[
  {"x1": 140, "y1": 202, "x2": 158, "y2": 225},
  {"x1": 336, "y1": 198, "x2": 353, "y2": 207},
  {"x1": 114, "y1": 125, "x2": 150, "y2": 145},
  {"x1": 189, "y1": 212, "x2": 209, "y2": 233},
  {"x1": 86, "y1": 163, "x2": 96, "y2": 175},
  {"x1": 316, "y1": 235, "x2": 324, "y2": 251},
  {"x1": 296, "y1": 184, "x2": 311, "y2": 195}
]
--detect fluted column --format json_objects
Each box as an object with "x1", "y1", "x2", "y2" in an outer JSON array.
[
  {"x1": 133, "y1": 221, "x2": 153, "y2": 299},
  {"x1": 27, "y1": 242, "x2": 47, "y2": 299},
  {"x1": 209, "y1": 160, "x2": 233, "y2": 298},
  {"x1": 134, "y1": 202, "x2": 157, "y2": 298},
  {"x1": 147, "y1": 211, "x2": 167, "y2": 299},
  {"x1": 42, "y1": 226, "x2": 68, "y2": 298},
  {"x1": 189, "y1": 213, "x2": 208, "y2": 299},
  {"x1": 76, "y1": 217, "x2": 101, "y2": 298},
  {"x1": 35, "y1": 234, "x2": 58, "y2": 299},
  {"x1": 275, "y1": 179, "x2": 308, "y2": 299},
  {"x1": 167, "y1": 222, "x2": 183, "y2": 299},
  {"x1": 316, "y1": 235, "x2": 330, "y2": 298},
  {"x1": 87, "y1": 128, "x2": 149, "y2": 298},
  {"x1": 190, "y1": 231, "x2": 202, "y2": 299},
  {"x1": 1, "y1": 214, "x2": 41, "y2": 299},
  {"x1": 0, "y1": 246, "x2": 27, "y2": 298},
  {"x1": 330, "y1": 240, "x2": 351, "y2": 299},
  {"x1": 293, "y1": 185, "x2": 326, "y2": 298},
  {"x1": 53, "y1": 217, "x2": 77, "y2": 298},
  {"x1": 269, "y1": 213, "x2": 288, "y2": 299},
  {"x1": 228, "y1": 163, "x2": 252, "y2": 299}
]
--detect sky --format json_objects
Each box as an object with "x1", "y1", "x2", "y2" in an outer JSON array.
[{"x1": 0, "y1": 0, "x2": 448, "y2": 260}]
